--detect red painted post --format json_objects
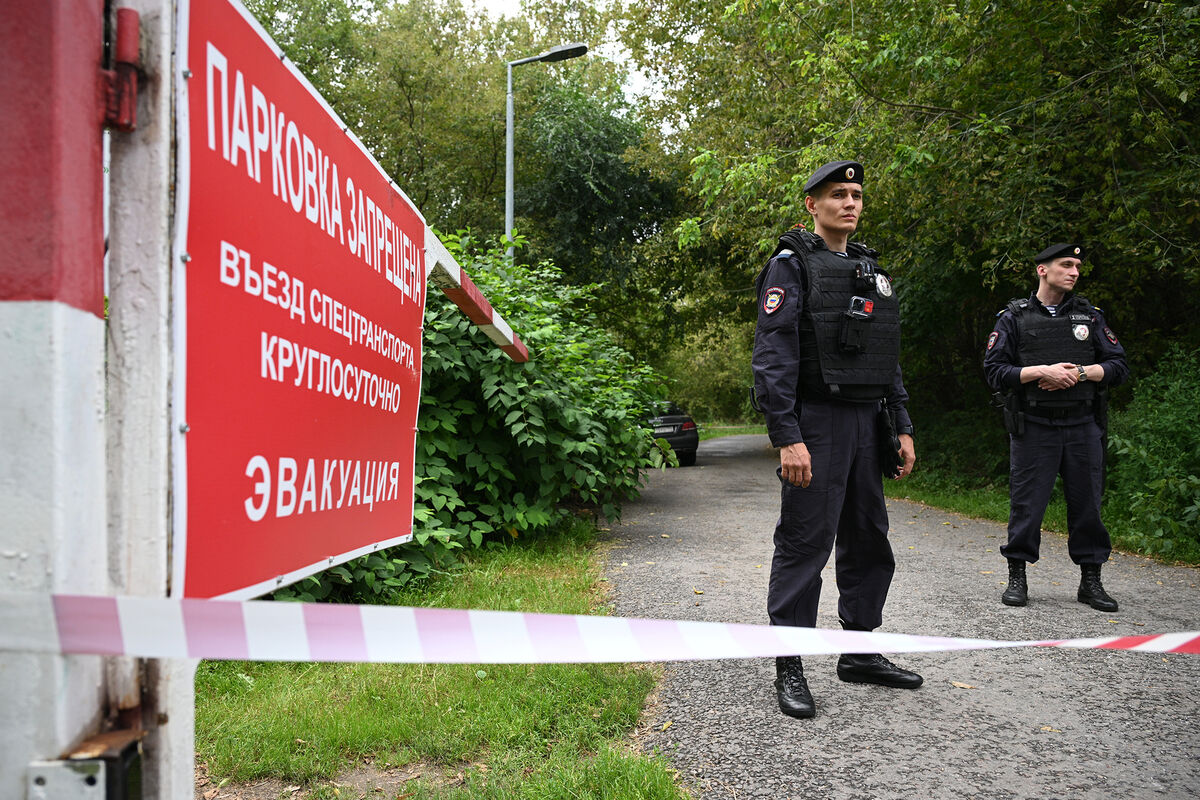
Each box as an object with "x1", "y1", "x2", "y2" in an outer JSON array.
[{"x1": 0, "y1": 1, "x2": 105, "y2": 314}]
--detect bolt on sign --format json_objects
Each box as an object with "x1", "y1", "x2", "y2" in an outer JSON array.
[{"x1": 173, "y1": 0, "x2": 425, "y2": 598}]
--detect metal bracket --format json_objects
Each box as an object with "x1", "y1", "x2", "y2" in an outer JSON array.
[
  {"x1": 27, "y1": 761, "x2": 106, "y2": 799},
  {"x1": 26, "y1": 730, "x2": 144, "y2": 799},
  {"x1": 102, "y1": 8, "x2": 140, "y2": 131}
]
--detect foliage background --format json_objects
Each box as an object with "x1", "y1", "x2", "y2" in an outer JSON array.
[
  {"x1": 1107, "y1": 346, "x2": 1200, "y2": 559},
  {"x1": 619, "y1": 0, "x2": 1199, "y2": 411}
]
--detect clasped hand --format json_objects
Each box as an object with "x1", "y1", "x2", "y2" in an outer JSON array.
[{"x1": 1036, "y1": 362, "x2": 1080, "y2": 391}]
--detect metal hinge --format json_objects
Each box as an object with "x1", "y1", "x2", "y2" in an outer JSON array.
[{"x1": 102, "y1": 8, "x2": 140, "y2": 132}]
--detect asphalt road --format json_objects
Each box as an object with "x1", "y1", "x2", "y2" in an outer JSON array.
[{"x1": 603, "y1": 435, "x2": 1200, "y2": 800}]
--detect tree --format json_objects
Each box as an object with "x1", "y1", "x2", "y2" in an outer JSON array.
[
  {"x1": 517, "y1": 78, "x2": 678, "y2": 290},
  {"x1": 246, "y1": 0, "x2": 672, "y2": 289},
  {"x1": 618, "y1": 0, "x2": 1200, "y2": 417}
]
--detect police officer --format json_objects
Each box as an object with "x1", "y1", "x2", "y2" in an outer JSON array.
[
  {"x1": 752, "y1": 160, "x2": 921, "y2": 720},
  {"x1": 984, "y1": 243, "x2": 1129, "y2": 611}
]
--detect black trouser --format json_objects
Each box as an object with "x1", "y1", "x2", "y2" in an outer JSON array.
[
  {"x1": 767, "y1": 400, "x2": 895, "y2": 631},
  {"x1": 1001, "y1": 417, "x2": 1111, "y2": 565}
]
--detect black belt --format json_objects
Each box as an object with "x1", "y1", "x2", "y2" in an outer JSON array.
[{"x1": 1025, "y1": 405, "x2": 1090, "y2": 420}]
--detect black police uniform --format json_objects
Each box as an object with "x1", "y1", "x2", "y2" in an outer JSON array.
[
  {"x1": 984, "y1": 292, "x2": 1129, "y2": 565},
  {"x1": 752, "y1": 228, "x2": 913, "y2": 632}
]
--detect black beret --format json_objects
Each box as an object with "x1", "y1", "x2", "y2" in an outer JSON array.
[
  {"x1": 803, "y1": 160, "x2": 864, "y2": 193},
  {"x1": 1035, "y1": 243, "x2": 1084, "y2": 262}
]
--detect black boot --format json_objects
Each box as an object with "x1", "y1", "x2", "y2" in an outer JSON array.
[
  {"x1": 835, "y1": 620, "x2": 923, "y2": 689},
  {"x1": 836, "y1": 653, "x2": 923, "y2": 689},
  {"x1": 1078, "y1": 563, "x2": 1118, "y2": 612},
  {"x1": 1001, "y1": 558, "x2": 1028, "y2": 607},
  {"x1": 774, "y1": 656, "x2": 816, "y2": 718}
]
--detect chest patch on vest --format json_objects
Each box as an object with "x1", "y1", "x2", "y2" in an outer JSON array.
[
  {"x1": 1104, "y1": 326, "x2": 1118, "y2": 345},
  {"x1": 875, "y1": 274, "x2": 892, "y2": 297},
  {"x1": 763, "y1": 286, "x2": 785, "y2": 314},
  {"x1": 1073, "y1": 324, "x2": 1090, "y2": 341},
  {"x1": 987, "y1": 331, "x2": 999, "y2": 351}
]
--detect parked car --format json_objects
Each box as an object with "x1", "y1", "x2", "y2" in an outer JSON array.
[{"x1": 646, "y1": 401, "x2": 699, "y2": 466}]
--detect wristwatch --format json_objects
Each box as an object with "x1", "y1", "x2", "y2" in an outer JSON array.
[{"x1": 1076, "y1": 365, "x2": 1087, "y2": 381}]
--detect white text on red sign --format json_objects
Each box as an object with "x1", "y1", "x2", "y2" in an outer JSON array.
[{"x1": 204, "y1": 43, "x2": 423, "y2": 307}]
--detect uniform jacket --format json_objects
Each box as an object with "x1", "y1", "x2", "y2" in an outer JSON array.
[
  {"x1": 984, "y1": 292, "x2": 1129, "y2": 401},
  {"x1": 752, "y1": 233, "x2": 912, "y2": 448}
]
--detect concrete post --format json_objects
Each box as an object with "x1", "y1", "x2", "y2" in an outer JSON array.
[{"x1": 107, "y1": 1, "x2": 197, "y2": 797}]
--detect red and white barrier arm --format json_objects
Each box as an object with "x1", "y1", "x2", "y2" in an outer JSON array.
[
  {"x1": 425, "y1": 230, "x2": 529, "y2": 363},
  {"x1": 2, "y1": 594, "x2": 1197, "y2": 663}
]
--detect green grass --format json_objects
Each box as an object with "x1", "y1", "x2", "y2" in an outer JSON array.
[
  {"x1": 883, "y1": 472, "x2": 1052, "y2": 528},
  {"x1": 698, "y1": 422, "x2": 765, "y2": 441},
  {"x1": 195, "y1": 520, "x2": 686, "y2": 798},
  {"x1": 398, "y1": 746, "x2": 685, "y2": 799},
  {"x1": 886, "y1": 470, "x2": 1200, "y2": 564}
]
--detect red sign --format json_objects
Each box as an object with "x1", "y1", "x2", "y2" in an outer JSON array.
[{"x1": 174, "y1": 0, "x2": 424, "y2": 598}]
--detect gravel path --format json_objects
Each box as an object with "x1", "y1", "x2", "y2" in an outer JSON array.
[{"x1": 603, "y1": 434, "x2": 1200, "y2": 800}]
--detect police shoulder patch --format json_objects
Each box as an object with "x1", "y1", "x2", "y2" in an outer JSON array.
[
  {"x1": 763, "y1": 286, "x2": 785, "y2": 314},
  {"x1": 987, "y1": 331, "x2": 999, "y2": 351},
  {"x1": 1104, "y1": 326, "x2": 1118, "y2": 345}
]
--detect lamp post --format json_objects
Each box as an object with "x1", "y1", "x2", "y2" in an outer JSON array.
[{"x1": 505, "y1": 42, "x2": 588, "y2": 260}]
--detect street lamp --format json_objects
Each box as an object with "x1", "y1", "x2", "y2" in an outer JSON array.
[{"x1": 505, "y1": 42, "x2": 589, "y2": 260}]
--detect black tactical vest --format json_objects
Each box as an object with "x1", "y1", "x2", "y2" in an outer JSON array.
[
  {"x1": 1010, "y1": 297, "x2": 1096, "y2": 408},
  {"x1": 792, "y1": 234, "x2": 901, "y2": 401}
]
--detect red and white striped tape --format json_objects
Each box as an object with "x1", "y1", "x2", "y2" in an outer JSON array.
[
  {"x1": 425, "y1": 232, "x2": 529, "y2": 363},
  {"x1": 2, "y1": 594, "x2": 1197, "y2": 663}
]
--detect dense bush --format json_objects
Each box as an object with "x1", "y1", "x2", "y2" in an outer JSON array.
[
  {"x1": 660, "y1": 317, "x2": 757, "y2": 422},
  {"x1": 1106, "y1": 346, "x2": 1200, "y2": 558},
  {"x1": 275, "y1": 235, "x2": 669, "y2": 602},
  {"x1": 904, "y1": 408, "x2": 1011, "y2": 488}
]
